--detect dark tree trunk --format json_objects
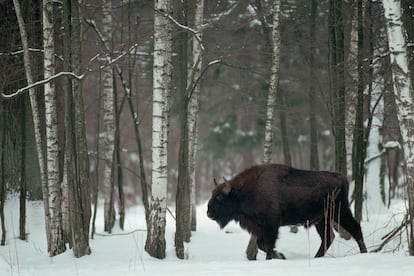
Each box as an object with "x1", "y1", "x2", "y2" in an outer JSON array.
[
  {"x1": 309, "y1": 0, "x2": 319, "y2": 171},
  {"x1": 19, "y1": 95, "x2": 27, "y2": 240},
  {"x1": 64, "y1": 0, "x2": 91, "y2": 257},
  {"x1": 352, "y1": 0, "x2": 365, "y2": 223},
  {"x1": 114, "y1": 77, "x2": 125, "y2": 230},
  {"x1": 330, "y1": 0, "x2": 347, "y2": 175},
  {"x1": 175, "y1": 0, "x2": 192, "y2": 259},
  {"x1": 0, "y1": 101, "x2": 6, "y2": 246},
  {"x1": 279, "y1": 91, "x2": 292, "y2": 166}
]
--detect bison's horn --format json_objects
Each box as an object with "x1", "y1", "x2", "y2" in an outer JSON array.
[{"x1": 213, "y1": 178, "x2": 218, "y2": 186}]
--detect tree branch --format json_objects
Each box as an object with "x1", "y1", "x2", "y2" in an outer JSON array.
[{"x1": 2, "y1": 71, "x2": 85, "y2": 99}]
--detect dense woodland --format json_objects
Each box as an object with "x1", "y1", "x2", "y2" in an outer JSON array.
[{"x1": 0, "y1": 0, "x2": 413, "y2": 259}]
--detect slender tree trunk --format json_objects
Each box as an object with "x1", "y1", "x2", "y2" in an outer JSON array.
[
  {"x1": 353, "y1": 0, "x2": 365, "y2": 223},
  {"x1": 248, "y1": 0, "x2": 281, "y2": 260},
  {"x1": 330, "y1": 0, "x2": 347, "y2": 175},
  {"x1": 145, "y1": 0, "x2": 172, "y2": 259},
  {"x1": 43, "y1": 0, "x2": 66, "y2": 256},
  {"x1": 114, "y1": 78, "x2": 125, "y2": 230},
  {"x1": 0, "y1": 104, "x2": 6, "y2": 245},
  {"x1": 309, "y1": 0, "x2": 319, "y2": 171},
  {"x1": 19, "y1": 95, "x2": 27, "y2": 240},
  {"x1": 12, "y1": 0, "x2": 51, "y2": 251},
  {"x1": 175, "y1": 0, "x2": 192, "y2": 259},
  {"x1": 279, "y1": 92, "x2": 291, "y2": 166},
  {"x1": 188, "y1": 0, "x2": 205, "y2": 232},
  {"x1": 382, "y1": 0, "x2": 414, "y2": 255},
  {"x1": 91, "y1": 71, "x2": 102, "y2": 239},
  {"x1": 262, "y1": 0, "x2": 281, "y2": 164},
  {"x1": 101, "y1": 0, "x2": 116, "y2": 233}
]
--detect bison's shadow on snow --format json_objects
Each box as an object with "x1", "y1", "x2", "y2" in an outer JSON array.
[{"x1": 207, "y1": 164, "x2": 367, "y2": 260}]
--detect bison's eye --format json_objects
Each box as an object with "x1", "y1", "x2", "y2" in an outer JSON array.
[{"x1": 216, "y1": 194, "x2": 224, "y2": 202}]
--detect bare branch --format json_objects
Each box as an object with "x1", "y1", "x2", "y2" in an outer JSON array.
[{"x1": 2, "y1": 71, "x2": 84, "y2": 99}]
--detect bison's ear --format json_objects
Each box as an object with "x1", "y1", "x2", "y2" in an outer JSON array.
[{"x1": 222, "y1": 179, "x2": 232, "y2": 195}]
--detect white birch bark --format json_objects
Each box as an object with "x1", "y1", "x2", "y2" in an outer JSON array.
[
  {"x1": 145, "y1": 0, "x2": 172, "y2": 259},
  {"x1": 382, "y1": 0, "x2": 414, "y2": 255},
  {"x1": 263, "y1": 0, "x2": 281, "y2": 164},
  {"x1": 188, "y1": 0, "x2": 205, "y2": 232},
  {"x1": 101, "y1": 0, "x2": 116, "y2": 232},
  {"x1": 43, "y1": 0, "x2": 65, "y2": 256},
  {"x1": 12, "y1": 0, "x2": 51, "y2": 252}
]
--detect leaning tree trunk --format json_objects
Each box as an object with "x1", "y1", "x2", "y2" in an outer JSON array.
[
  {"x1": 382, "y1": 0, "x2": 414, "y2": 256},
  {"x1": 188, "y1": 0, "x2": 205, "y2": 234},
  {"x1": 12, "y1": 0, "x2": 51, "y2": 250},
  {"x1": 247, "y1": 0, "x2": 281, "y2": 261},
  {"x1": 101, "y1": 0, "x2": 116, "y2": 233},
  {"x1": 145, "y1": 0, "x2": 173, "y2": 259},
  {"x1": 43, "y1": 0, "x2": 66, "y2": 256}
]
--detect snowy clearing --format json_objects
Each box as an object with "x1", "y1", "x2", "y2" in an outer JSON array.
[{"x1": 0, "y1": 199, "x2": 413, "y2": 276}]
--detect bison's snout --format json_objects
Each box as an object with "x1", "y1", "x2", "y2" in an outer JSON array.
[{"x1": 206, "y1": 207, "x2": 214, "y2": 220}]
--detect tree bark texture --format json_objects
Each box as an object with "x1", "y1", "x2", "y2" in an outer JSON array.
[
  {"x1": 101, "y1": 0, "x2": 116, "y2": 233},
  {"x1": 43, "y1": 0, "x2": 66, "y2": 256},
  {"x1": 188, "y1": 0, "x2": 205, "y2": 233},
  {"x1": 12, "y1": 0, "x2": 51, "y2": 251},
  {"x1": 330, "y1": 0, "x2": 347, "y2": 175},
  {"x1": 145, "y1": 0, "x2": 173, "y2": 259},
  {"x1": 382, "y1": 0, "x2": 414, "y2": 255},
  {"x1": 263, "y1": 0, "x2": 281, "y2": 164}
]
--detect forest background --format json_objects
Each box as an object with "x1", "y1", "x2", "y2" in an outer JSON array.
[{"x1": 0, "y1": 0, "x2": 414, "y2": 260}]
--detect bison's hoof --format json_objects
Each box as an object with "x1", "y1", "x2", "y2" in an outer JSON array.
[{"x1": 272, "y1": 251, "x2": 286, "y2": 260}]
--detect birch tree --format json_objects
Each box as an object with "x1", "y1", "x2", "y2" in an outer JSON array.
[
  {"x1": 247, "y1": 0, "x2": 281, "y2": 260},
  {"x1": 43, "y1": 0, "x2": 65, "y2": 256},
  {"x1": 12, "y1": 0, "x2": 51, "y2": 250},
  {"x1": 381, "y1": 0, "x2": 414, "y2": 256},
  {"x1": 188, "y1": 0, "x2": 205, "y2": 233},
  {"x1": 262, "y1": 0, "x2": 281, "y2": 164},
  {"x1": 145, "y1": 0, "x2": 173, "y2": 259},
  {"x1": 101, "y1": 0, "x2": 116, "y2": 233}
]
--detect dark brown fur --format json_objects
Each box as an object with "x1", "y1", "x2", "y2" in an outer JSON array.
[{"x1": 207, "y1": 164, "x2": 367, "y2": 259}]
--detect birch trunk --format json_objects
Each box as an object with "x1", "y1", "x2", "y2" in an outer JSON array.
[
  {"x1": 101, "y1": 0, "x2": 116, "y2": 233},
  {"x1": 262, "y1": 0, "x2": 281, "y2": 164},
  {"x1": 188, "y1": 0, "x2": 205, "y2": 232},
  {"x1": 12, "y1": 0, "x2": 51, "y2": 250},
  {"x1": 248, "y1": 0, "x2": 281, "y2": 260},
  {"x1": 43, "y1": 0, "x2": 65, "y2": 256},
  {"x1": 382, "y1": 0, "x2": 414, "y2": 255},
  {"x1": 145, "y1": 0, "x2": 172, "y2": 259}
]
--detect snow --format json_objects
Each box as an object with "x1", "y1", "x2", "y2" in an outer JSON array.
[{"x1": 0, "y1": 199, "x2": 413, "y2": 276}]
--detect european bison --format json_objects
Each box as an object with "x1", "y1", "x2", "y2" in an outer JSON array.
[{"x1": 207, "y1": 164, "x2": 367, "y2": 259}]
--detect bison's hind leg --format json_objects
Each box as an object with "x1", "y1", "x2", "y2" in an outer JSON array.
[
  {"x1": 315, "y1": 219, "x2": 335, "y2": 257},
  {"x1": 257, "y1": 227, "x2": 279, "y2": 260},
  {"x1": 335, "y1": 206, "x2": 367, "y2": 254}
]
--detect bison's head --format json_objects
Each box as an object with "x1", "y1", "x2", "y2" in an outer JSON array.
[{"x1": 207, "y1": 180, "x2": 239, "y2": 228}]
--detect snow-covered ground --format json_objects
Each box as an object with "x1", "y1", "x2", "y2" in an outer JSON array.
[{"x1": 0, "y1": 198, "x2": 412, "y2": 276}]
